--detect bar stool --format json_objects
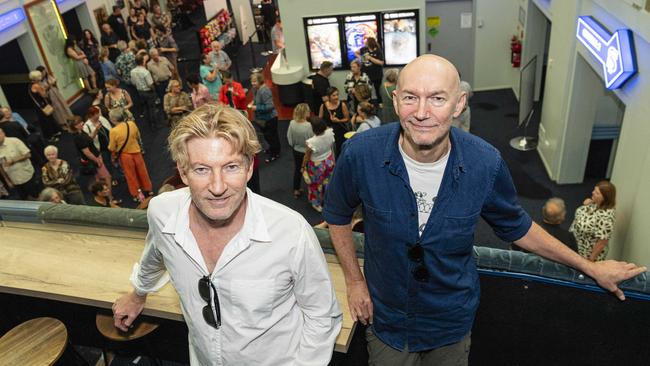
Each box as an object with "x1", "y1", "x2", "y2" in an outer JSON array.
[
  {"x1": 0, "y1": 317, "x2": 68, "y2": 365},
  {"x1": 95, "y1": 312, "x2": 160, "y2": 366}
]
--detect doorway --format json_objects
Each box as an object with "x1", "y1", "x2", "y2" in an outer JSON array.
[
  {"x1": 61, "y1": 8, "x2": 83, "y2": 40},
  {"x1": 425, "y1": 0, "x2": 474, "y2": 84},
  {"x1": 558, "y1": 54, "x2": 625, "y2": 184},
  {"x1": 0, "y1": 39, "x2": 32, "y2": 110},
  {"x1": 523, "y1": 0, "x2": 551, "y2": 102}
]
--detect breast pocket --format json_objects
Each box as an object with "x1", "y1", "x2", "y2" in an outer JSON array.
[
  {"x1": 364, "y1": 204, "x2": 391, "y2": 225},
  {"x1": 230, "y1": 279, "x2": 275, "y2": 327},
  {"x1": 440, "y1": 212, "x2": 480, "y2": 254}
]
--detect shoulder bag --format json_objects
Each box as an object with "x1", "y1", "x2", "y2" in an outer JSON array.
[{"x1": 28, "y1": 87, "x2": 54, "y2": 116}]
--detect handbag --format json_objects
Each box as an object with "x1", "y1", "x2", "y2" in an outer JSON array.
[
  {"x1": 79, "y1": 158, "x2": 97, "y2": 175},
  {"x1": 41, "y1": 104, "x2": 55, "y2": 116},
  {"x1": 28, "y1": 87, "x2": 54, "y2": 116}
]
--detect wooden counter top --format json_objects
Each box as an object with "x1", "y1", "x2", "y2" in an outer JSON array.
[{"x1": 0, "y1": 221, "x2": 357, "y2": 353}]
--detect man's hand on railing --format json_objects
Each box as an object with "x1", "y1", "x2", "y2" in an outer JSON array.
[{"x1": 587, "y1": 260, "x2": 647, "y2": 301}]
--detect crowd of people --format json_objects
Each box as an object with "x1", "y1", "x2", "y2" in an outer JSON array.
[
  {"x1": 0, "y1": 0, "x2": 641, "y2": 364},
  {"x1": 0, "y1": 0, "x2": 268, "y2": 206}
]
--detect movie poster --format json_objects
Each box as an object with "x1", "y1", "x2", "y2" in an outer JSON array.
[
  {"x1": 25, "y1": 0, "x2": 82, "y2": 100},
  {"x1": 305, "y1": 17, "x2": 342, "y2": 69},
  {"x1": 344, "y1": 15, "x2": 378, "y2": 64},
  {"x1": 383, "y1": 12, "x2": 418, "y2": 66}
]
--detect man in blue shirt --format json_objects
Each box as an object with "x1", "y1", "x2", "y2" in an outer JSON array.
[{"x1": 323, "y1": 55, "x2": 645, "y2": 366}]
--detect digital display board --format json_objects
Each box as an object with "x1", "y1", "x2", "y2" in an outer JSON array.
[
  {"x1": 305, "y1": 17, "x2": 343, "y2": 69},
  {"x1": 383, "y1": 11, "x2": 418, "y2": 66},
  {"x1": 344, "y1": 14, "x2": 378, "y2": 64}
]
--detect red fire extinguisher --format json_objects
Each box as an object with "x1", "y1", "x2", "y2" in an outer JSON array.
[{"x1": 510, "y1": 36, "x2": 522, "y2": 68}]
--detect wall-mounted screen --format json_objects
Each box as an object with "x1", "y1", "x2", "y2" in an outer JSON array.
[
  {"x1": 305, "y1": 17, "x2": 343, "y2": 69},
  {"x1": 343, "y1": 14, "x2": 378, "y2": 64},
  {"x1": 383, "y1": 10, "x2": 418, "y2": 66}
]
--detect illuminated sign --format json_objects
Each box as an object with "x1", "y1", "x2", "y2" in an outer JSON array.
[
  {"x1": 576, "y1": 16, "x2": 637, "y2": 90},
  {"x1": 0, "y1": 8, "x2": 26, "y2": 32}
]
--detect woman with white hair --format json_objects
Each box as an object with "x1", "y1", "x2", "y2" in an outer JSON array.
[
  {"x1": 451, "y1": 80, "x2": 473, "y2": 132},
  {"x1": 38, "y1": 187, "x2": 65, "y2": 204},
  {"x1": 28, "y1": 70, "x2": 62, "y2": 141},
  {"x1": 41, "y1": 145, "x2": 85, "y2": 205}
]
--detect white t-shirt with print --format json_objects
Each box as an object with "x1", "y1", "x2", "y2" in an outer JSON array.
[{"x1": 399, "y1": 142, "x2": 450, "y2": 236}]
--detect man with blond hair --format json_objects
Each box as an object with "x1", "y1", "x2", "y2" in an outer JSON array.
[{"x1": 112, "y1": 104, "x2": 342, "y2": 365}]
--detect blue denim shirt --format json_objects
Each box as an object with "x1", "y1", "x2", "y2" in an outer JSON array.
[{"x1": 323, "y1": 123, "x2": 532, "y2": 352}]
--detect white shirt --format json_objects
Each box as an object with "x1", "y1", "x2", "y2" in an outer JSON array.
[
  {"x1": 306, "y1": 128, "x2": 335, "y2": 162},
  {"x1": 83, "y1": 116, "x2": 113, "y2": 151},
  {"x1": 399, "y1": 143, "x2": 450, "y2": 236},
  {"x1": 0, "y1": 137, "x2": 34, "y2": 185},
  {"x1": 134, "y1": 188, "x2": 342, "y2": 366}
]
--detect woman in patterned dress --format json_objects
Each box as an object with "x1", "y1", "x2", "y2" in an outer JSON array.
[
  {"x1": 569, "y1": 181, "x2": 616, "y2": 261},
  {"x1": 41, "y1": 145, "x2": 85, "y2": 205},
  {"x1": 302, "y1": 117, "x2": 335, "y2": 213},
  {"x1": 104, "y1": 79, "x2": 134, "y2": 120}
]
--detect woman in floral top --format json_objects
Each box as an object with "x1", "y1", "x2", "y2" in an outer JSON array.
[
  {"x1": 41, "y1": 145, "x2": 85, "y2": 205},
  {"x1": 569, "y1": 181, "x2": 616, "y2": 261}
]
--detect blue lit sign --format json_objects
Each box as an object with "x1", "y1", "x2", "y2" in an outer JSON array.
[
  {"x1": 0, "y1": 8, "x2": 26, "y2": 32},
  {"x1": 576, "y1": 16, "x2": 637, "y2": 90}
]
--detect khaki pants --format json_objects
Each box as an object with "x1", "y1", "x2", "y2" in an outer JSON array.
[{"x1": 367, "y1": 328, "x2": 471, "y2": 366}]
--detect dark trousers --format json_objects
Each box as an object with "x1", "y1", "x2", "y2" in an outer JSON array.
[
  {"x1": 262, "y1": 117, "x2": 280, "y2": 157},
  {"x1": 137, "y1": 90, "x2": 159, "y2": 128},
  {"x1": 14, "y1": 176, "x2": 41, "y2": 200},
  {"x1": 371, "y1": 79, "x2": 382, "y2": 103},
  {"x1": 38, "y1": 114, "x2": 61, "y2": 141},
  {"x1": 292, "y1": 149, "x2": 305, "y2": 191},
  {"x1": 154, "y1": 81, "x2": 170, "y2": 101},
  {"x1": 121, "y1": 82, "x2": 140, "y2": 114}
]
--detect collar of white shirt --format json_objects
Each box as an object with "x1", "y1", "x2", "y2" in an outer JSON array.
[{"x1": 160, "y1": 188, "x2": 272, "y2": 273}]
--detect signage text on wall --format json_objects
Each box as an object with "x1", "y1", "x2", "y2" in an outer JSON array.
[
  {"x1": 0, "y1": 8, "x2": 26, "y2": 33},
  {"x1": 576, "y1": 16, "x2": 637, "y2": 90}
]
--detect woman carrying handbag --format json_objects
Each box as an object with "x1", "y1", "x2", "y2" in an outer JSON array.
[{"x1": 29, "y1": 70, "x2": 62, "y2": 142}]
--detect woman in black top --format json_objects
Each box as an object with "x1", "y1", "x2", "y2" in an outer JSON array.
[
  {"x1": 70, "y1": 116, "x2": 113, "y2": 197},
  {"x1": 355, "y1": 37, "x2": 384, "y2": 102},
  {"x1": 88, "y1": 181, "x2": 119, "y2": 208},
  {"x1": 127, "y1": 8, "x2": 139, "y2": 39},
  {"x1": 318, "y1": 87, "x2": 350, "y2": 158},
  {"x1": 133, "y1": 11, "x2": 154, "y2": 46},
  {"x1": 28, "y1": 70, "x2": 61, "y2": 141}
]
